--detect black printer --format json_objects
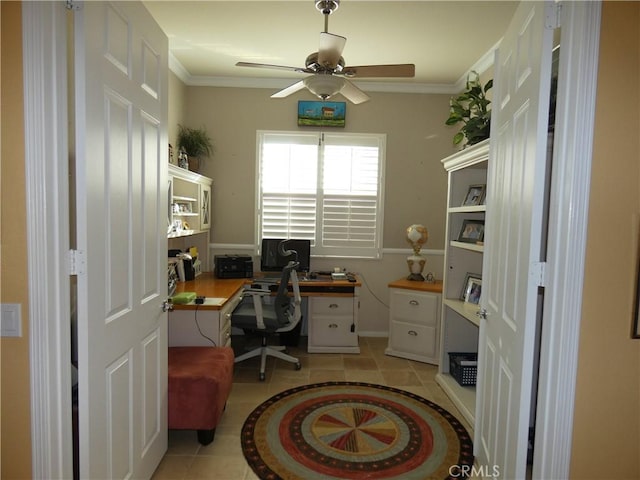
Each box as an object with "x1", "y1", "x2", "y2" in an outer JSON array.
[{"x1": 214, "y1": 254, "x2": 253, "y2": 278}]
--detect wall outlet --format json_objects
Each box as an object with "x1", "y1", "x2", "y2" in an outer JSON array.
[{"x1": 1, "y1": 304, "x2": 22, "y2": 337}]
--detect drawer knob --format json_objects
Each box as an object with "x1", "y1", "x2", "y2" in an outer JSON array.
[
  {"x1": 329, "y1": 323, "x2": 338, "y2": 328},
  {"x1": 409, "y1": 300, "x2": 419, "y2": 306},
  {"x1": 329, "y1": 304, "x2": 339, "y2": 309},
  {"x1": 408, "y1": 330, "x2": 418, "y2": 336}
]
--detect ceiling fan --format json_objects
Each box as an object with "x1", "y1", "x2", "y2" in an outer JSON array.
[{"x1": 235, "y1": 0, "x2": 415, "y2": 104}]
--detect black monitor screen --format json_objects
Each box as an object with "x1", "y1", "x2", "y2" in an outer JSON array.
[{"x1": 260, "y1": 238, "x2": 311, "y2": 273}]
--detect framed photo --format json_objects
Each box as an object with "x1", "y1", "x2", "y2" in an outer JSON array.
[
  {"x1": 298, "y1": 101, "x2": 346, "y2": 127},
  {"x1": 462, "y1": 184, "x2": 486, "y2": 206},
  {"x1": 457, "y1": 219, "x2": 485, "y2": 243},
  {"x1": 460, "y1": 273, "x2": 482, "y2": 304}
]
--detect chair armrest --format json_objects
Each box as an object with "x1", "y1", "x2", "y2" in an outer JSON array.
[
  {"x1": 242, "y1": 288, "x2": 270, "y2": 296},
  {"x1": 236, "y1": 288, "x2": 269, "y2": 330}
]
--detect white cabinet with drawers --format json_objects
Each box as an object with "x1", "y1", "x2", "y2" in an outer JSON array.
[
  {"x1": 307, "y1": 295, "x2": 360, "y2": 353},
  {"x1": 385, "y1": 278, "x2": 443, "y2": 364},
  {"x1": 168, "y1": 290, "x2": 242, "y2": 348}
]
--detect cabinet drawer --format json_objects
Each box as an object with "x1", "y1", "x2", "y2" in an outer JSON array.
[
  {"x1": 220, "y1": 291, "x2": 243, "y2": 321},
  {"x1": 310, "y1": 297, "x2": 353, "y2": 315},
  {"x1": 309, "y1": 316, "x2": 357, "y2": 347},
  {"x1": 390, "y1": 289, "x2": 439, "y2": 326},
  {"x1": 389, "y1": 320, "x2": 438, "y2": 359},
  {"x1": 219, "y1": 320, "x2": 232, "y2": 347}
]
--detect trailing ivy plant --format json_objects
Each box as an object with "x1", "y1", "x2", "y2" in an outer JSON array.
[{"x1": 445, "y1": 71, "x2": 493, "y2": 147}]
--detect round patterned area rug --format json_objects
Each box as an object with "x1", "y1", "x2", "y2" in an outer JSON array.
[{"x1": 241, "y1": 382, "x2": 474, "y2": 479}]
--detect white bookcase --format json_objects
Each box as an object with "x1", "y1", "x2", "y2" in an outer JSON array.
[
  {"x1": 168, "y1": 164, "x2": 213, "y2": 271},
  {"x1": 436, "y1": 139, "x2": 489, "y2": 426}
]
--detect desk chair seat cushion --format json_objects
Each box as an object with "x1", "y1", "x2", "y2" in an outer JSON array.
[
  {"x1": 168, "y1": 346, "x2": 234, "y2": 444},
  {"x1": 232, "y1": 296, "x2": 294, "y2": 331}
]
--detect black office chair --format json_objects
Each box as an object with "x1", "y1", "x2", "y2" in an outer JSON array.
[{"x1": 231, "y1": 248, "x2": 302, "y2": 381}]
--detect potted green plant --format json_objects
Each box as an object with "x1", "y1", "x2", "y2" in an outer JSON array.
[
  {"x1": 176, "y1": 124, "x2": 214, "y2": 172},
  {"x1": 445, "y1": 71, "x2": 493, "y2": 147}
]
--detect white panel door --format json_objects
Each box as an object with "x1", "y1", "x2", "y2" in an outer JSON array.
[
  {"x1": 475, "y1": 2, "x2": 554, "y2": 479},
  {"x1": 74, "y1": 2, "x2": 168, "y2": 478}
]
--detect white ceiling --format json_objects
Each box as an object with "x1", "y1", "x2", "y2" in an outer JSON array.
[{"x1": 144, "y1": 0, "x2": 518, "y2": 94}]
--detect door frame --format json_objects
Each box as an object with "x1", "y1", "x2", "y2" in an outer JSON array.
[
  {"x1": 533, "y1": 2, "x2": 601, "y2": 478},
  {"x1": 23, "y1": 2, "x2": 74, "y2": 478},
  {"x1": 22, "y1": 1, "x2": 601, "y2": 478}
]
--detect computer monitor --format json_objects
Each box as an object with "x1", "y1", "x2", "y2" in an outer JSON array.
[{"x1": 260, "y1": 238, "x2": 311, "y2": 273}]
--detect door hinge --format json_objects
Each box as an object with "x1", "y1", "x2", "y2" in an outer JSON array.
[
  {"x1": 531, "y1": 261, "x2": 548, "y2": 288},
  {"x1": 65, "y1": 0, "x2": 81, "y2": 11},
  {"x1": 545, "y1": 2, "x2": 562, "y2": 29},
  {"x1": 68, "y1": 249, "x2": 86, "y2": 276}
]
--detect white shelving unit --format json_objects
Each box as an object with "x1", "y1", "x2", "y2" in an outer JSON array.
[
  {"x1": 168, "y1": 164, "x2": 213, "y2": 271},
  {"x1": 436, "y1": 139, "x2": 489, "y2": 426}
]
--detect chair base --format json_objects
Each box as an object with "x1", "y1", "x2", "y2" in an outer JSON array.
[{"x1": 235, "y1": 337, "x2": 301, "y2": 381}]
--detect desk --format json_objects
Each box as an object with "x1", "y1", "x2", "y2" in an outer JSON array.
[
  {"x1": 169, "y1": 273, "x2": 361, "y2": 353},
  {"x1": 169, "y1": 277, "x2": 245, "y2": 348}
]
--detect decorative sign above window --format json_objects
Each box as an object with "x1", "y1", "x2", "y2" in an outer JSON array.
[{"x1": 298, "y1": 101, "x2": 346, "y2": 128}]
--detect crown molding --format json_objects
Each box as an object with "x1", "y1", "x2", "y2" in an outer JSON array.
[
  {"x1": 453, "y1": 38, "x2": 502, "y2": 91},
  {"x1": 169, "y1": 39, "x2": 502, "y2": 96}
]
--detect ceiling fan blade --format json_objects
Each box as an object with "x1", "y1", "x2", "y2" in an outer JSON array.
[
  {"x1": 271, "y1": 80, "x2": 306, "y2": 99},
  {"x1": 317, "y1": 32, "x2": 346, "y2": 69},
  {"x1": 236, "y1": 61, "x2": 309, "y2": 74},
  {"x1": 341, "y1": 64, "x2": 415, "y2": 78},
  {"x1": 339, "y1": 79, "x2": 370, "y2": 104}
]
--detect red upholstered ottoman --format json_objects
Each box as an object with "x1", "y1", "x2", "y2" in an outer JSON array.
[{"x1": 168, "y1": 346, "x2": 234, "y2": 445}]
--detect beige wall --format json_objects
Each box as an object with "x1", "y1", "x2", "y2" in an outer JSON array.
[
  {"x1": 182, "y1": 86, "x2": 453, "y2": 249},
  {"x1": 1, "y1": 2, "x2": 33, "y2": 478},
  {"x1": 175, "y1": 86, "x2": 455, "y2": 331},
  {"x1": 570, "y1": 2, "x2": 640, "y2": 478},
  {"x1": 168, "y1": 70, "x2": 188, "y2": 151}
]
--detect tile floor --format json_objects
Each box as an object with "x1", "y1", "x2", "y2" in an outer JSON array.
[{"x1": 152, "y1": 336, "x2": 473, "y2": 480}]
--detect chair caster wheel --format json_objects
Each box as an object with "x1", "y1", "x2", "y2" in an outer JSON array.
[
  {"x1": 295, "y1": 362, "x2": 302, "y2": 371},
  {"x1": 259, "y1": 372, "x2": 266, "y2": 381}
]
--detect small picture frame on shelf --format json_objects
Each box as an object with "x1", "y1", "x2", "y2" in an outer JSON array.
[
  {"x1": 462, "y1": 184, "x2": 486, "y2": 206},
  {"x1": 457, "y1": 219, "x2": 485, "y2": 243},
  {"x1": 460, "y1": 273, "x2": 482, "y2": 304}
]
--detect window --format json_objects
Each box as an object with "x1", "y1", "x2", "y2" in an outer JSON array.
[{"x1": 257, "y1": 131, "x2": 386, "y2": 258}]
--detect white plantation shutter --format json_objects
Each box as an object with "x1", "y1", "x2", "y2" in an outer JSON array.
[
  {"x1": 261, "y1": 194, "x2": 316, "y2": 239},
  {"x1": 258, "y1": 131, "x2": 385, "y2": 258},
  {"x1": 260, "y1": 133, "x2": 318, "y2": 241}
]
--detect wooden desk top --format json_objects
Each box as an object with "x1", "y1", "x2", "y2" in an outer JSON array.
[
  {"x1": 388, "y1": 277, "x2": 443, "y2": 293},
  {"x1": 172, "y1": 272, "x2": 363, "y2": 310},
  {"x1": 174, "y1": 274, "x2": 246, "y2": 298},
  {"x1": 172, "y1": 275, "x2": 246, "y2": 310}
]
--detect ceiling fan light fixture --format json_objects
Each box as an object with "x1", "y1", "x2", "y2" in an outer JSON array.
[
  {"x1": 303, "y1": 75, "x2": 345, "y2": 100},
  {"x1": 315, "y1": 0, "x2": 339, "y2": 15}
]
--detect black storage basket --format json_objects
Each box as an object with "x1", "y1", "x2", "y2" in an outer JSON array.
[{"x1": 449, "y1": 352, "x2": 478, "y2": 386}]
